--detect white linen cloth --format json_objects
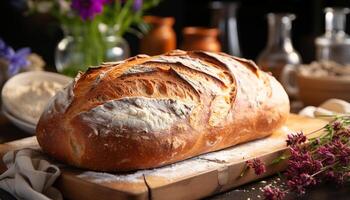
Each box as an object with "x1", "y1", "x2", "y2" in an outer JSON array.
[
  {"x1": 0, "y1": 148, "x2": 62, "y2": 200},
  {"x1": 299, "y1": 98, "x2": 350, "y2": 120}
]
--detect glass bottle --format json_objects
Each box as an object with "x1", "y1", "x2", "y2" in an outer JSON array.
[
  {"x1": 315, "y1": 7, "x2": 350, "y2": 65},
  {"x1": 210, "y1": 1, "x2": 241, "y2": 56},
  {"x1": 257, "y1": 13, "x2": 301, "y2": 97}
]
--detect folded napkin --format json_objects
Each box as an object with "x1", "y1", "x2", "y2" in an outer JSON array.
[
  {"x1": 299, "y1": 99, "x2": 350, "y2": 120},
  {"x1": 0, "y1": 148, "x2": 62, "y2": 200}
]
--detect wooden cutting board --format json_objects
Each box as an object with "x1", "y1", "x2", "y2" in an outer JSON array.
[{"x1": 0, "y1": 114, "x2": 327, "y2": 200}]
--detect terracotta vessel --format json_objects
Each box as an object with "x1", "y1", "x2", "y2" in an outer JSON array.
[
  {"x1": 140, "y1": 16, "x2": 176, "y2": 55},
  {"x1": 180, "y1": 27, "x2": 221, "y2": 52}
]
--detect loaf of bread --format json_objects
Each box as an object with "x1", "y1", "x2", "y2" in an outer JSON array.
[{"x1": 36, "y1": 50, "x2": 289, "y2": 172}]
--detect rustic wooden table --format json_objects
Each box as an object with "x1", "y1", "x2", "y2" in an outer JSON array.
[{"x1": 0, "y1": 114, "x2": 349, "y2": 200}]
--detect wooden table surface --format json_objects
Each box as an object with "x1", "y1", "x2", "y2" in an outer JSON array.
[{"x1": 0, "y1": 114, "x2": 349, "y2": 200}]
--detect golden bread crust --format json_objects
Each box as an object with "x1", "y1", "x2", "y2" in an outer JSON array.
[{"x1": 36, "y1": 50, "x2": 289, "y2": 171}]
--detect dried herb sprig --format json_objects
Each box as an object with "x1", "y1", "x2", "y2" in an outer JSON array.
[
  {"x1": 245, "y1": 115, "x2": 350, "y2": 200},
  {"x1": 263, "y1": 186, "x2": 286, "y2": 200},
  {"x1": 239, "y1": 158, "x2": 266, "y2": 180},
  {"x1": 268, "y1": 115, "x2": 350, "y2": 199},
  {"x1": 246, "y1": 158, "x2": 267, "y2": 176}
]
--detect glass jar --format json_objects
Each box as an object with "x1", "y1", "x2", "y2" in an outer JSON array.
[
  {"x1": 257, "y1": 13, "x2": 302, "y2": 97},
  {"x1": 315, "y1": 7, "x2": 350, "y2": 65},
  {"x1": 55, "y1": 24, "x2": 130, "y2": 77}
]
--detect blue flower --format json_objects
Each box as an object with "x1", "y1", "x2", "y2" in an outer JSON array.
[
  {"x1": 0, "y1": 39, "x2": 13, "y2": 59},
  {"x1": 7, "y1": 48, "x2": 31, "y2": 75},
  {"x1": 0, "y1": 38, "x2": 31, "y2": 76}
]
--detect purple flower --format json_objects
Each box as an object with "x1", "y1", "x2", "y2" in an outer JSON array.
[
  {"x1": 0, "y1": 39, "x2": 30, "y2": 76},
  {"x1": 288, "y1": 147, "x2": 314, "y2": 165},
  {"x1": 324, "y1": 169, "x2": 335, "y2": 180},
  {"x1": 7, "y1": 48, "x2": 31, "y2": 75},
  {"x1": 332, "y1": 121, "x2": 342, "y2": 131},
  {"x1": 246, "y1": 158, "x2": 266, "y2": 176},
  {"x1": 338, "y1": 128, "x2": 350, "y2": 137},
  {"x1": 120, "y1": 0, "x2": 143, "y2": 11},
  {"x1": 286, "y1": 132, "x2": 306, "y2": 147},
  {"x1": 332, "y1": 139, "x2": 350, "y2": 165},
  {"x1": 285, "y1": 146, "x2": 322, "y2": 188},
  {"x1": 287, "y1": 173, "x2": 316, "y2": 194},
  {"x1": 0, "y1": 39, "x2": 13, "y2": 58},
  {"x1": 325, "y1": 170, "x2": 349, "y2": 184},
  {"x1": 132, "y1": 0, "x2": 142, "y2": 11},
  {"x1": 71, "y1": 0, "x2": 106, "y2": 20},
  {"x1": 266, "y1": 119, "x2": 350, "y2": 197},
  {"x1": 317, "y1": 146, "x2": 336, "y2": 165},
  {"x1": 263, "y1": 186, "x2": 286, "y2": 200},
  {"x1": 323, "y1": 169, "x2": 347, "y2": 184},
  {"x1": 102, "y1": 0, "x2": 114, "y2": 4}
]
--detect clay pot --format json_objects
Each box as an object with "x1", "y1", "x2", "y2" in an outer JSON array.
[
  {"x1": 180, "y1": 27, "x2": 221, "y2": 52},
  {"x1": 140, "y1": 16, "x2": 176, "y2": 55}
]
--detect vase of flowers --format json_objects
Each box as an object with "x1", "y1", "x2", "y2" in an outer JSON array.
[
  {"x1": 28, "y1": 0, "x2": 160, "y2": 77},
  {"x1": 55, "y1": 23, "x2": 131, "y2": 76}
]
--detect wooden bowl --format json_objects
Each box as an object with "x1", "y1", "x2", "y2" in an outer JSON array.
[{"x1": 297, "y1": 74, "x2": 350, "y2": 106}]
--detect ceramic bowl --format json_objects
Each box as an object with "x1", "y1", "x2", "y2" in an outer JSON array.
[
  {"x1": 2, "y1": 106, "x2": 36, "y2": 134},
  {"x1": 1, "y1": 71, "x2": 72, "y2": 125},
  {"x1": 297, "y1": 74, "x2": 350, "y2": 106}
]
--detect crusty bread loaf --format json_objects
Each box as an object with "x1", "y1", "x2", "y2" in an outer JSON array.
[{"x1": 36, "y1": 50, "x2": 289, "y2": 172}]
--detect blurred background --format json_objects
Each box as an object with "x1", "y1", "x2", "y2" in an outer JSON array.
[
  {"x1": 1, "y1": 0, "x2": 350, "y2": 109},
  {"x1": 0, "y1": 0, "x2": 350, "y2": 145},
  {"x1": 1, "y1": 0, "x2": 349, "y2": 67}
]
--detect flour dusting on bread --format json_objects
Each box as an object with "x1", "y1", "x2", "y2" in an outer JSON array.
[
  {"x1": 122, "y1": 64, "x2": 157, "y2": 76},
  {"x1": 45, "y1": 72, "x2": 81, "y2": 115},
  {"x1": 79, "y1": 97, "x2": 194, "y2": 136}
]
